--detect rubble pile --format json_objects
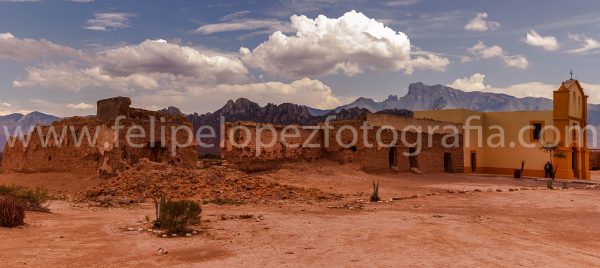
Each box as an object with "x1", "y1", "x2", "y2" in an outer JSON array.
[{"x1": 82, "y1": 159, "x2": 339, "y2": 205}]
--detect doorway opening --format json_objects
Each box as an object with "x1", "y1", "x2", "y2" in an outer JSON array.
[
  {"x1": 388, "y1": 147, "x2": 396, "y2": 168},
  {"x1": 470, "y1": 152, "x2": 477, "y2": 173},
  {"x1": 408, "y1": 147, "x2": 418, "y2": 168},
  {"x1": 444, "y1": 153, "x2": 453, "y2": 173},
  {"x1": 572, "y1": 148, "x2": 579, "y2": 178}
]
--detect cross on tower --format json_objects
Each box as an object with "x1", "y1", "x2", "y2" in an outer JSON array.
[{"x1": 570, "y1": 69, "x2": 574, "y2": 80}]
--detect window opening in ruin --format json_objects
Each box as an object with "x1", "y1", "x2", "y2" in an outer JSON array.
[{"x1": 48, "y1": 155, "x2": 52, "y2": 161}]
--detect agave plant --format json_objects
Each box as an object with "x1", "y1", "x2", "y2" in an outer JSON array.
[{"x1": 370, "y1": 178, "x2": 380, "y2": 202}]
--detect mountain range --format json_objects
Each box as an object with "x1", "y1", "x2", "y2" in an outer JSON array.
[{"x1": 0, "y1": 112, "x2": 61, "y2": 152}]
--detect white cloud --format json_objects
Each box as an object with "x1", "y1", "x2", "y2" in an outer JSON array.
[
  {"x1": 66, "y1": 102, "x2": 94, "y2": 110},
  {"x1": 448, "y1": 73, "x2": 490, "y2": 91},
  {"x1": 8, "y1": 36, "x2": 346, "y2": 112},
  {"x1": 464, "y1": 12, "x2": 500, "y2": 32},
  {"x1": 404, "y1": 49, "x2": 450, "y2": 74},
  {"x1": 70, "y1": 0, "x2": 94, "y2": 2},
  {"x1": 467, "y1": 41, "x2": 529, "y2": 69},
  {"x1": 240, "y1": 10, "x2": 448, "y2": 78},
  {"x1": 13, "y1": 64, "x2": 160, "y2": 91},
  {"x1": 448, "y1": 73, "x2": 600, "y2": 104},
  {"x1": 84, "y1": 13, "x2": 134, "y2": 31},
  {"x1": 193, "y1": 19, "x2": 292, "y2": 35},
  {"x1": 382, "y1": 0, "x2": 420, "y2": 6},
  {"x1": 524, "y1": 30, "x2": 559, "y2": 51},
  {"x1": 502, "y1": 55, "x2": 530, "y2": 70},
  {"x1": 13, "y1": 39, "x2": 252, "y2": 91},
  {"x1": 93, "y1": 39, "x2": 250, "y2": 84},
  {"x1": 187, "y1": 77, "x2": 346, "y2": 109},
  {"x1": 468, "y1": 41, "x2": 504, "y2": 58},
  {"x1": 221, "y1": 10, "x2": 251, "y2": 21},
  {"x1": 0, "y1": 32, "x2": 80, "y2": 61},
  {"x1": 568, "y1": 34, "x2": 600, "y2": 54}
]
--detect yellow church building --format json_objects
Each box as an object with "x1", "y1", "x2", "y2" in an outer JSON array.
[{"x1": 414, "y1": 79, "x2": 591, "y2": 180}]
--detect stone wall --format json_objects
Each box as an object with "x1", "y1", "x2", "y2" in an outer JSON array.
[{"x1": 1, "y1": 97, "x2": 198, "y2": 176}]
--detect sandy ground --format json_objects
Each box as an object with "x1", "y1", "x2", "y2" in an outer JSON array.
[{"x1": 1, "y1": 161, "x2": 600, "y2": 267}]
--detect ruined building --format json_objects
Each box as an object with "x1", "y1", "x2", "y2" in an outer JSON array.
[
  {"x1": 221, "y1": 113, "x2": 464, "y2": 173},
  {"x1": 1, "y1": 97, "x2": 198, "y2": 177}
]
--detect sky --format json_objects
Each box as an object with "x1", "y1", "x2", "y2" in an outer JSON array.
[{"x1": 1, "y1": 0, "x2": 600, "y2": 117}]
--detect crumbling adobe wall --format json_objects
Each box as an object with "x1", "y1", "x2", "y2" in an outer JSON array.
[
  {"x1": 1, "y1": 97, "x2": 198, "y2": 176},
  {"x1": 221, "y1": 116, "x2": 464, "y2": 174},
  {"x1": 221, "y1": 121, "x2": 323, "y2": 171},
  {"x1": 97, "y1": 96, "x2": 131, "y2": 124},
  {"x1": 323, "y1": 119, "x2": 463, "y2": 173}
]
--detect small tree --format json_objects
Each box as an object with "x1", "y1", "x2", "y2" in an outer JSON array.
[{"x1": 541, "y1": 142, "x2": 566, "y2": 181}]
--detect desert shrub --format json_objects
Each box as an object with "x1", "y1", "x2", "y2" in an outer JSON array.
[
  {"x1": 154, "y1": 196, "x2": 202, "y2": 234},
  {"x1": 0, "y1": 196, "x2": 25, "y2": 227},
  {"x1": 0, "y1": 185, "x2": 51, "y2": 212}
]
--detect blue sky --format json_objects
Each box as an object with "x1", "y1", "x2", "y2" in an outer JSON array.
[{"x1": 1, "y1": 0, "x2": 600, "y2": 116}]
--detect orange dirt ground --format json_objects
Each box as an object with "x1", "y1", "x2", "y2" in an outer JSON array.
[{"x1": 1, "y1": 161, "x2": 600, "y2": 267}]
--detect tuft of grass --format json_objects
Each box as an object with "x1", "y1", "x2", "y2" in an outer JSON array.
[
  {"x1": 0, "y1": 185, "x2": 51, "y2": 212},
  {"x1": 0, "y1": 196, "x2": 25, "y2": 227}
]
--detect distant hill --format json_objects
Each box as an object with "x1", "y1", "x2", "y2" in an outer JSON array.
[{"x1": 0, "y1": 112, "x2": 61, "y2": 153}]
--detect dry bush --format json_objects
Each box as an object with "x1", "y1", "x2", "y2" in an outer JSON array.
[
  {"x1": 154, "y1": 196, "x2": 202, "y2": 235},
  {"x1": 0, "y1": 185, "x2": 51, "y2": 212},
  {"x1": 0, "y1": 196, "x2": 25, "y2": 227}
]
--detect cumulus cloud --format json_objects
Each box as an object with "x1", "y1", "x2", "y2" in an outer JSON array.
[
  {"x1": 464, "y1": 12, "x2": 500, "y2": 32},
  {"x1": 524, "y1": 30, "x2": 559, "y2": 51},
  {"x1": 13, "y1": 63, "x2": 160, "y2": 91},
  {"x1": 568, "y1": 34, "x2": 600, "y2": 54},
  {"x1": 0, "y1": 32, "x2": 80, "y2": 61},
  {"x1": 193, "y1": 19, "x2": 292, "y2": 35},
  {"x1": 8, "y1": 36, "x2": 345, "y2": 113},
  {"x1": 13, "y1": 39, "x2": 252, "y2": 91},
  {"x1": 92, "y1": 39, "x2": 250, "y2": 84},
  {"x1": 448, "y1": 73, "x2": 490, "y2": 91},
  {"x1": 84, "y1": 13, "x2": 134, "y2": 31},
  {"x1": 240, "y1": 10, "x2": 449, "y2": 78},
  {"x1": 467, "y1": 41, "x2": 529, "y2": 69},
  {"x1": 66, "y1": 102, "x2": 94, "y2": 110},
  {"x1": 188, "y1": 77, "x2": 346, "y2": 109}
]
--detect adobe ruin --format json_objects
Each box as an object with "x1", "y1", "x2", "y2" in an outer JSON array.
[
  {"x1": 1, "y1": 97, "x2": 198, "y2": 177},
  {"x1": 221, "y1": 113, "x2": 464, "y2": 173}
]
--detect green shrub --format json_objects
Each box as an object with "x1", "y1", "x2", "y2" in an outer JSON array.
[
  {"x1": 154, "y1": 196, "x2": 202, "y2": 234},
  {"x1": 0, "y1": 185, "x2": 51, "y2": 212},
  {"x1": 0, "y1": 196, "x2": 25, "y2": 227}
]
